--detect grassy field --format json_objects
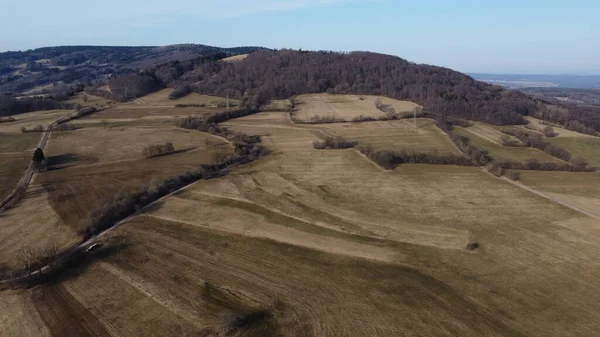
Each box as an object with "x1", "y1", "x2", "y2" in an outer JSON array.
[
  {"x1": 518, "y1": 171, "x2": 600, "y2": 217},
  {"x1": 46, "y1": 126, "x2": 227, "y2": 166},
  {"x1": 547, "y1": 135, "x2": 600, "y2": 167},
  {"x1": 293, "y1": 94, "x2": 420, "y2": 122},
  {"x1": 463, "y1": 122, "x2": 522, "y2": 145},
  {"x1": 314, "y1": 118, "x2": 462, "y2": 154},
  {"x1": 220, "y1": 54, "x2": 249, "y2": 62},
  {"x1": 37, "y1": 139, "x2": 233, "y2": 231},
  {"x1": 0, "y1": 153, "x2": 30, "y2": 202},
  {"x1": 0, "y1": 185, "x2": 78, "y2": 268},
  {"x1": 0, "y1": 110, "x2": 73, "y2": 133},
  {"x1": 66, "y1": 93, "x2": 113, "y2": 107},
  {"x1": 0, "y1": 133, "x2": 40, "y2": 152},
  {"x1": 122, "y1": 89, "x2": 238, "y2": 107},
  {"x1": 454, "y1": 126, "x2": 565, "y2": 163},
  {"x1": 523, "y1": 116, "x2": 592, "y2": 138},
  {"x1": 78, "y1": 106, "x2": 217, "y2": 120}
]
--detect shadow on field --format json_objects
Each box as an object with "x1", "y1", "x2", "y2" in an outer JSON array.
[
  {"x1": 8, "y1": 236, "x2": 133, "y2": 290},
  {"x1": 170, "y1": 147, "x2": 197, "y2": 156},
  {"x1": 46, "y1": 153, "x2": 80, "y2": 169}
]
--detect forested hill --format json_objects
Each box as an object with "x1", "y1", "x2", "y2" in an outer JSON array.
[
  {"x1": 0, "y1": 44, "x2": 265, "y2": 93},
  {"x1": 135, "y1": 49, "x2": 598, "y2": 132}
]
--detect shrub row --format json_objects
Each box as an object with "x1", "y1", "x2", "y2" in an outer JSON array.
[
  {"x1": 501, "y1": 128, "x2": 573, "y2": 162},
  {"x1": 50, "y1": 123, "x2": 77, "y2": 131},
  {"x1": 142, "y1": 142, "x2": 175, "y2": 158},
  {"x1": 434, "y1": 118, "x2": 491, "y2": 166},
  {"x1": 492, "y1": 159, "x2": 596, "y2": 172},
  {"x1": 0, "y1": 116, "x2": 15, "y2": 123},
  {"x1": 313, "y1": 137, "x2": 357, "y2": 149},
  {"x1": 359, "y1": 145, "x2": 474, "y2": 169},
  {"x1": 20, "y1": 125, "x2": 45, "y2": 133}
]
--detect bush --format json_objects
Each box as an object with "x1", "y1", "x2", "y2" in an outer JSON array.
[
  {"x1": 305, "y1": 115, "x2": 345, "y2": 124},
  {"x1": 506, "y1": 171, "x2": 521, "y2": 181},
  {"x1": 142, "y1": 142, "x2": 175, "y2": 158},
  {"x1": 351, "y1": 115, "x2": 377, "y2": 123},
  {"x1": 543, "y1": 126, "x2": 557, "y2": 137},
  {"x1": 501, "y1": 129, "x2": 572, "y2": 162},
  {"x1": 51, "y1": 123, "x2": 77, "y2": 131},
  {"x1": 169, "y1": 83, "x2": 191, "y2": 99},
  {"x1": 313, "y1": 136, "x2": 357, "y2": 149}
]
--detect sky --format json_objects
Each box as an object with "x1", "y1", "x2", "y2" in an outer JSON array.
[{"x1": 1, "y1": 0, "x2": 599, "y2": 74}]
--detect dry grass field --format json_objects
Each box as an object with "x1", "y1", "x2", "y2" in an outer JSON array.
[
  {"x1": 0, "y1": 185, "x2": 78, "y2": 268},
  {"x1": 122, "y1": 89, "x2": 238, "y2": 107},
  {"x1": 46, "y1": 126, "x2": 226, "y2": 166},
  {"x1": 0, "y1": 153, "x2": 30, "y2": 202},
  {"x1": 79, "y1": 106, "x2": 217, "y2": 120},
  {"x1": 453, "y1": 126, "x2": 565, "y2": 163},
  {"x1": 0, "y1": 133, "x2": 40, "y2": 152},
  {"x1": 0, "y1": 110, "x2": 73, "y2": 133},
  {"x1": 315, "y1": 118, "x2": 462, "y2": 154},
  {"x1": 523, "y1": 116, "x2": 591, "y2": 138},
  {"x1": 547, "y1": 135, "x2": 600, "y2": 167},
  {"x1": 37, "y1": 137, "x2": 233, "y2": 230},
  {"x1": 518, "y1": 171, "x2": 600, "y2": 217},
  {"x1": 2, "y1": 109, "x2": 600, "y2": 336},
  {"x1": 220, "y1": 54, "x2": 249, "y2": 62},
  {"x1": 463, "y1": 122, "x2": 522, "y2": 145},
  {"x1": 294, "y1": 94, "x2": 420, "y2": 122},
  {"x1": 66, "y1": 93, "x2": 113, "y2": 107},
  {"x1": 260, "y1": 99, "x2": 293, "y2": 112}
]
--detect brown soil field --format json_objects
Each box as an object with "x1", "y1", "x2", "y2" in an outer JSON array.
[
  {"x1": 0, "y1": 291, "x2": 51, "y2": 337},
  {"x1": 518, "y1": 171, "x2": 600, "y2": 217},
  {"x1": 0, "y1": 133, "x2": 40, "y2": 153},
  {"x1": 124, "y1": 89, "x2": 238, "y2": 107},
  {"x1": 314, "y1": 118, "x2": 462, "y2": 154},
  {"x1": 46, "y1": 126, "x2": 227, "y2": 166},
  {"x1": 0, "y1": 185, "x2": 77, "y2": 268},
  {"x1": 0, "y1": 153, "x2": 30, "y2": 202},
  {"x1": 454, "y1": 126, "x2": 565, "y2": 163},
  {"x1": 294, "y1": 94, "x2": 420, "y2": 122},
  {"x1": 0, "y1": 110, "x2": 73, "y2": 133}
]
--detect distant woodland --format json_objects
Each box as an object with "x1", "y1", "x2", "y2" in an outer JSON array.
[{"x1": 2, "y1": 46, "x2": 600, "y2": 134}]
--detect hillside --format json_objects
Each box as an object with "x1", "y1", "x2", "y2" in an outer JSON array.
[{"x1": 0, "y1": 44, "x2": 265, "y2": 94}]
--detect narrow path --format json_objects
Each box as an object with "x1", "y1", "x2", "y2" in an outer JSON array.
[{"x1": 501, "y1": 176, "x2": 600, "y2": 221}]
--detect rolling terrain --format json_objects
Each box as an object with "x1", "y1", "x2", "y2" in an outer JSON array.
[{"x1": 0, "y1": 47, "x2": 600, "y2": 337}]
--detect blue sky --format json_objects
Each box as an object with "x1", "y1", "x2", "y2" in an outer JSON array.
[{"x1": 1, "y1": 0, "x2": 598, "y2": 74}]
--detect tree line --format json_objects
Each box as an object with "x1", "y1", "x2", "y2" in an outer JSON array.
[
  {"x1": 358, "y1": 144, "x2": 473, "y2": 169},
  {"x1": 312, "y1": 137, "x2": 357, "y2": 149}
]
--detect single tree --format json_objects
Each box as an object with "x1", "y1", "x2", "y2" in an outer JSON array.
[{"x1": 32, "y1": 147, "x2": 45, "y2": 163}]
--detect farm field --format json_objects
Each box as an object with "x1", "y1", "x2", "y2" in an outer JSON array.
[
  {"x1": 78, "y1": 106, "x2": 218, "y2": 121},
  {"x1": 0, "y1": 133, "x2": 40, "y2": 153},
  {"x1": 121, "y1": 89, "x2": 238, "y2": 107},
  {"x1": 518, "y1": 171, "x2": 600, "y2": 217},
  {"x1": 45, "y1": 126, "x2": 226, "y2": 166},
  {"x1": 453, "y1": 126, "x2": 565, "y2": 163},
  {"x1": 547, "y1": 136, "x2": 600, "y2": 167},
  {"x1": 523, "y1": 116, "x2": 592, "y2": 138},
  {"x1": 0, "y1": 110, "x2": 73, "y2": 133},
  {"x1": 315, "y1": 118, "x2": 462, "y2": 154},
  {"x1": 0, "y1": 153, "x2": 30, "y2": 202},
  {"x1": 463, "y1": 122, "x2": 522, "y2": 145},
  {"x1": 37, "y1": 137, "x2": 233, "y2": 230},
  {"x1": 293, "y1": 94, "x2": 420, "y2": 122},
  {"x1": 7, "y1": 117, "x2": 596, "y2": 336},
  {"x1": 0, "y1": 185, "x2": 78, "y2": 268},
  {"x1": 2, "y1": 97, "x2": 600, "y2": 337},
  {"x1": 66, "y1": 93, "x2": 113, "y2": 107}
]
